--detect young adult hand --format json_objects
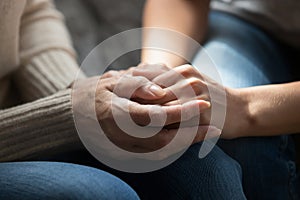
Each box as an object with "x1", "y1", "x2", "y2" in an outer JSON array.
[{"x1": 130, "y1": 64, "x2": 249, "y2": 139}]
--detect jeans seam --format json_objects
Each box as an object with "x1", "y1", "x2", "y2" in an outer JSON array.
[{"x1": 287, "y1": 160, "x2": 298, "y2": 200}]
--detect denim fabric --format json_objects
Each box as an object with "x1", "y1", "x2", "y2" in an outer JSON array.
[
  {"x1": 0, "y1": 162, "x2": 139, "y2": 200},
  {"x1": 112, "y1": 144, "x2": 247, "y2": 200},
  {"x1": 194, "y1": 11, "x2": 299, "y2": 200}
]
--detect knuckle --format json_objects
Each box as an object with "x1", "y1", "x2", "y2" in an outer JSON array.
[
  {"x1": 197, "y1": 94, "x2": 210, "y2": 101},
  {"x1": 102, "y1": 71, "x2": 115, "y2": 78},
  {"x1": 128, "y1": 67, "x2": 136, "y2": 71},
  {"x1": 110, "y1": 70, "x2": 119, "y2": 75},
  {"x1": 186, "y1": 78, "x2": 206, "y2": 94},
  {"x1": 135, "y1": 76, "x2": 150, "y2": 85},
  {"x1": 125, "y1": 67, "x2": 136, "y2": 75},
  {"x1": 187, "y1": 77, "x2": 202, "y2": 87},
  {"x1": 131, "y1": 68, "x2": 141, "y2": 76},
  {"x1": 137, "y1": 63, "x2": 149, "y2": 68},
  {"x1": 156, "y1": 63, "x2": 170, "y2": 70},
  {"x1": 178, "y1": 65, "x2": 196, "y2": 77}
]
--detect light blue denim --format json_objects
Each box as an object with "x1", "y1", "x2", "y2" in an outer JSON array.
[
  {"x1": 195, "y1": 11, "x2": 298, "y2": 199},
  {"x1": 0, "y1": 162, "x2": 139, "y2": 200}
]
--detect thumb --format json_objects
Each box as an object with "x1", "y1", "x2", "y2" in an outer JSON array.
[{"x1": 134, "y1": 84, "x2": 166, "y2": 100}]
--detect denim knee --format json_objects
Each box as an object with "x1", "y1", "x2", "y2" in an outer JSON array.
[
  {"x1": 164, "y1": 144, "x2": 245, "y2": 199},
  {"x1": 218, "y1": 136, "x2": 299, "y2": 200},
  {"x1": 0, "y1": 162, "x2": 139, "y2": 200},
  {"x1": 183, "y1": 144, "x2": 245, "y2": 200},
  {"x1": 124, "y1": 144, "x2": 246, "y2": 200}
]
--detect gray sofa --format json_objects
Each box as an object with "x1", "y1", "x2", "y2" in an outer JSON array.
[{"x1": 55, "y1": 0, "x2": 145, "y2": 75}]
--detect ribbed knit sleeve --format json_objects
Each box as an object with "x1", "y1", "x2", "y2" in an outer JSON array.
[
  {"x1": 15, "y1": 0, "x2": 86, "y2": 101},
  {"x1": 0, "y1": 89, "x2": 83, "y2": 162},
  {"x1": 0, "y1": 1, "x2": 87, "y2": 162},
  {"x1": 14, "y1": 49, "x2": 85, "y2": 101}
]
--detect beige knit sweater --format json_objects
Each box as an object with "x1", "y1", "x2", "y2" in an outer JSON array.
[{"x1": 0, "y1": 0, "x2": 85, "y2": 162}]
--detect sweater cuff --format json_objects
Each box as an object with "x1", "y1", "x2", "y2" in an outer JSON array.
[
  {"x1": 15, "y1": 50, "x2": 86, "y2": 101},
  {"x1": 0, "y1": 89, "x2": 83, "y2": 162}
]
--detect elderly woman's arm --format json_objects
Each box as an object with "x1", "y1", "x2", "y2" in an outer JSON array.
[
  {"x1": 0, "y1": 89, "x2": 81, "y2": 162},
  {"x1": 14, "y1": 0, "x2": 85, "y2": 101},
  {"x1": 0, "y1": 0, "x2": 85, "y2": 162}
]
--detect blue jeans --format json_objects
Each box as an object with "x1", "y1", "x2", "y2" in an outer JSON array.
[
  {"x1": 114, "y1": 11, "x2": 299, "y2": 200},
  {"x1": 0, "y1": 162, "x2": 139, "y2": 200},
  {"x1": 203, "y1": 11, "x2": 299, "y2": 200}
]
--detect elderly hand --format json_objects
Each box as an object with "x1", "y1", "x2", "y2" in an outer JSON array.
[{"x1": 74, "y1": 67, "x2": 214, "y2": 160}]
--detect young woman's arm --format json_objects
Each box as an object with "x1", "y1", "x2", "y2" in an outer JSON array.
[
  {"x1": 236, "y1": 81, "x2": 300, "y2": 137},
  {"x1": 133, "y1": 65, "x2": 300, "y2": 137},
  {"x1": 142, "y1": 0, "x2": 210, "y2": 67}
]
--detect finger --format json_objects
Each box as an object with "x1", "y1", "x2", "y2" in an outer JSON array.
[
  {"x1": 152, "y1": 67, "x2": 185, "y2": 88},
  {"x1": 128, "y1": 126, "x2": 218, "y2": 154},
  {"x1": 134, "y1": 77, "x2": 209, "y2": 105},
  {"x1": 123, "y1": 67, "x2": 136, "y2": 75},
  {"x1": 101, "y1": 121, "x2": 164, "y2": 153},
  {"x1": 134, "y1": 84, "x2": 167, "y2": 100},
  {"x1": 127, "y1": 99, "x2": 204, "y2": 127},
  {"x1": 101, "y1": 70, "x2": 122, "y2": 79},
  {"x1": 140, "y1": 126, "x2": 216, "y2": 160},
  {"x1": 152, "y1": 64, "x2": 205, "y2": 87},
  {"x1": 132, "y1": 63, "x2": 170, "y2": 80},
  {"x1": 108, "y1": 75, "x2": 166, "y2": 100},
  {"x1": 131, "y1": 88, "x2": 177, "y2": 105},
  {"x1": 100, "y1": 111, "x2": 176, "y2": 153},
  {"x1": 130, "y1": 127, "x2": 193, "y2": 154},
  {"x1": 130, "y1": 128, "x2": 175, "y2": 153},
  {"x1": 163, "y1": 95, "x2": 210, "y2": 106},
  {"x1": 110, "y1": 126, "x2": 184, "y2": 154},
  {"x1": 164, "y1": 111, "x2": 211, "y2": 129},
  {"x1": 156, "y1": 78, "x2": 203, "y2": 104}
]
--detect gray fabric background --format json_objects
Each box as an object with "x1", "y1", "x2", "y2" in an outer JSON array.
[{"x1": 54, "y1": 0, "x2": 145, "y2": 75}]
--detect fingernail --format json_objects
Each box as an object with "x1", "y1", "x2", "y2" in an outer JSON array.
[
  {"x1": 197, "y1": 100, "x2": 211, "y2": 109},
  {"x1": 149, "y1": 85, "x2": 166, "y2": 97}
]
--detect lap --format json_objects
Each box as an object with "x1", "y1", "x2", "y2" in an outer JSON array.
[
  {"x1": 0, "y1": 162, "x2": 139, "y2": 200},
  {"x1": 117, "y1": 143, "x2": 246, "y2": 200}
]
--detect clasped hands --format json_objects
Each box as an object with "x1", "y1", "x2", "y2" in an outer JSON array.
[{"x1": 88, "y1": 63, "x2": 246, "y2": 160}]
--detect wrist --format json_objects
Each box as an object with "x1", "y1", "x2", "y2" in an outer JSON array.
[
  {"x1": 141, "y1": 50, "x2": 189, "y2": 68},
  {"x1": 222, "y1": 87, "x2": 253, "y2": 139}
]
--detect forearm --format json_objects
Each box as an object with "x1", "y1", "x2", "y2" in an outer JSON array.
[
  {"x1": 234, "y1": 82, "x2": 300, "y2": 137},
  {"x1": 14, "y1": 50, "x2": 84, "y2": 102},
  {"x1": 141, "y1": 0, "x2": 210, "y2": 67},
  {"x1": 0, "y1": 89, "x2": 83, "y2": 162},
  {"x1": 17, "y1": 0, "x2": 85, "y2": 102}
]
